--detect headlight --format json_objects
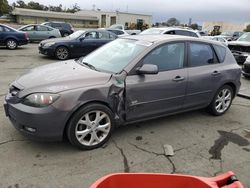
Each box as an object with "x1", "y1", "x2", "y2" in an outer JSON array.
[
  {"x1": 22, "y1": 93, "x2": 60, "y2": 107},
  {"x1": 43, "y1": 42, "x2": 55, "y2": 47}
]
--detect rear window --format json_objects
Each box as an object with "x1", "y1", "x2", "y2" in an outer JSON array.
[{"x1": 213, "y1": 45, "x2": 226, "y2": 62}]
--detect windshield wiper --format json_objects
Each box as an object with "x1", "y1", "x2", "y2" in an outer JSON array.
[{"x1": 81, "y1": 61, "x2": 98, "y2": 71}]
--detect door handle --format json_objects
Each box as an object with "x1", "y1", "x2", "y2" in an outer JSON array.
[
  {"x1": 211, "y1": 70, "x2": 221, "y2": 76},
  {"x1": 172, "y1": 76, "x2": 185, "y2": 82}
]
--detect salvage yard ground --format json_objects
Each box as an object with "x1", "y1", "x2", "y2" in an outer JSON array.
[{"x1": 0, "y1": 44, "x2": 250, "y2": 187}]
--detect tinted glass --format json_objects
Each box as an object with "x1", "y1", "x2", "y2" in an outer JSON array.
[
  {"x1": 188, "y1": 43, "x2": 216, "y2": 67},
  {"x1": 142, "y1": 43, "x2": 185, "y2": 71},
  {"x1": 0, "y1": 26, "x2": 3, "y2": 32},
  {"x1": 213, "y1": 45, "x2": 226, "y2": 63},
  {"x1": 52, "y1": 23, "x2": 61, "y2": 28},
  {"x1": 175, "y1": 30, "x2": 191, "y2": 36}
]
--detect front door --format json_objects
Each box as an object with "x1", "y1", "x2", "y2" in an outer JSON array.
[{"x1": 125, "y1": 42, "x2": 187, "y2": 121}]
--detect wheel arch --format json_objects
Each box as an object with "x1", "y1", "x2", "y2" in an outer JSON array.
[
  {"x1": 54, "y1": 45, "x2": 70, "y2": 58},
  {"x1": 62, "y1": 100, "x2": 114, "y2": 139},
  {"x1": 223, "y1": 82, "x2": 237, "y2": 98}
]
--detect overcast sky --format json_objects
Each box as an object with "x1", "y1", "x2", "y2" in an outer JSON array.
[{"x1": 8, "y1": 0, "x2": 250, "y2": 24}]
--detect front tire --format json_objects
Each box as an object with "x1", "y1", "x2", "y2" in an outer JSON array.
[
  {"x1": 55, "y1": 46, "x2": 70, "y2": 60},
  {"x1": 208, "y1": 85, "x2": 233, "y2": 116},
  {"x1": 67, "y1": 103, "x2": 115, "y2": 150},
  {"x1": 6, "y1": 39, "x2": 18, "y2": 49}
]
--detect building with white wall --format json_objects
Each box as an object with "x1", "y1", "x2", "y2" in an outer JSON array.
[{"x1": 76, "y1": 10, "x2": 152, "y2": 29}]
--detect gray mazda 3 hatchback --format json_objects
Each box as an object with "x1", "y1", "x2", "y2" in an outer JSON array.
[{"x1": 4, "y1": 35, "x2": 241, "y2": 149}]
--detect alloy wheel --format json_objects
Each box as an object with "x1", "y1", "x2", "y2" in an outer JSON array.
[
  {"x1": 7, "y1": 40, "x2": 17, "y2": 49},
  {"x1": 56, "y1": 47, "x2": 69, "y2": 60},
  {"x1": 75, "y1": 110, "x2": 111, "y2": 147},
  {"x1": 215, "y1": 88, "x2": 232, "y2": 113}
]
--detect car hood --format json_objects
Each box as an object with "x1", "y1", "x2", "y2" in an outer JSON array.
[
  {"x1": 14, "y1": 60, "x2": 112, "y2": 98},
  {"x1": 228, "y1": 41, "x2": 250, "y2": 46}
]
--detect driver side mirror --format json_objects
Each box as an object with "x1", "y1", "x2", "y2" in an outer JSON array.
[
  {"x1": 137, "y1": 64, "x2": 158, "y2": 75},
  {"x1": 79, "y1": 37, "x2": 85, "y2": 41}
]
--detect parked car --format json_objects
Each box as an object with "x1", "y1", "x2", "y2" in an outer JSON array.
[
  {"x1": 18, "y1": 24, "x2": 61, "y2": 42},
  {"x1": 39, "y1": 30, "x2": 117, "y2": 60},
  {"x1": 105, "y1": 29, "x2": 129, "y2": 37},
  {"x1": 218, "y1": 31, "x2": 234, "y2": 41},
  {"x1": 4, "y1": 35, "x2": 241, "y2": 149},
  {"x1": 228, "y1": 32, "x2": 250, "y2": 64},
  {"x1": 0, "y1": 24, "x2": 28, "y2": 49},
  {"x1": 109, "y1": 24, "x2": 141, "y2": 35},
  {"x1": 140, "y1": 27, "x2": 201, "y2": 38},
  {"x1": 203, "y1": 36, "x2": 228, "y2": 46},
  {"x1": 242, "y1": 56, "x2": 250, "y2": 78},
  {"x1": 232, "y1": 31, "x2": 244, "y2": 41},
  {"x1": 41, "y1": 22, "x2": 74, "y2": 37}
]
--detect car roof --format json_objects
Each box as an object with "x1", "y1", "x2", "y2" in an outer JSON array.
[
  {"x1": 122, "y1": 34, "x2": 225, "y2": 46},
  {"x1": 146, "y1": 27, "x2": 199, "y2": 33}
]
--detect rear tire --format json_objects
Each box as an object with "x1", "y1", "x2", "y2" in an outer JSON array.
[
  {"x1": 6, "y1": 39, "x2": 18, "y2": 49},
  {"x1": 67, "y1": 103, "x2": 115, "y2": 150},
  {"x1": 207, "y1": 85, "x2": 233, "y2": 116},
  {"x1": 55, "y1": 46, "x2": 70, "y2": 60}
]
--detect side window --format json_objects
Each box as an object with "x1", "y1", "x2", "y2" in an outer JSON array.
[
  {"x1": 190, "y1": 32, "x2": 199, "y2": 38},
  {"x1": 22, "y1": 26, "x2": 35, "y2": 31},
  {"x1": 36, "y1": 26, "x2": 48, "y2": 31},
  {"x1": 175, "y1": 30, "x2": 191, "y2": 37},
  {"x1": 0, "y1": 26, "x2": 4, "y2": 32},
  {"x1": 98, "y1": 32, "x2": 110, "y2": 39},
  {"x1": 188, "y1": 43, "x2": 217, "y2": 67},
  {"x1": 142, "y1": 42, "x2": 185, "y2": 71},
  {"x1": 109, "y1": 33, "x2": 117, "y2": 39},
  {"x1": 213, "y1": 45, "x2": 226, "y2": 63},
  {"x1": 4, "y1": 27, "x2": 12, "y2": 32},
  {"x1": 165, "y1": 30, "x2": 175, "y2": 35},
  {"x1": 52, "y1": 23, "x2": 61, "y2": 29},
  {"x1": 85, "y1": 31, "x2": 97, "y2": 39}
]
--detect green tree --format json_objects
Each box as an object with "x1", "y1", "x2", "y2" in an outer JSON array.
[
  {"x1": 0, "y1": 0, "x2": 9, "y2": 16},
  {"x1": 190, "y1": 23, "x2": 198, "y2": 30},
  {"x1": 166, "y1": 17, "x2": 180, "y2": 26},
  {"x1": 244, "y1": 25, "x2": 250, "y2": 32}
]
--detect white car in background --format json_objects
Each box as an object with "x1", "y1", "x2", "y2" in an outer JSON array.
[
  {"x1": 106, "y1": 29, "x2": 130, "y2": 37},
  {"x1": 140, "y1": 27, "x2": 201, "y2": 38},
  {"x1": 203, "y1": 36, "x2": 228, "y2": 46}
]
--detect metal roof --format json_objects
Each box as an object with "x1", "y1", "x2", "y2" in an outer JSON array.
[{"x1": 12, "y1": 8, "x2": 98, "y2": 21}]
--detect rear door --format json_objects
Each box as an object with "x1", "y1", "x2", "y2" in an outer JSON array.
[
  {"x1": 77, "y1": 31, "x2": 98, "y2": 57},
  {"x1": 36, "y1": 25, "x2": 50, "y2": 40},
  {"x1": 96, "y1": 31, "x2": 116, "y2": 46},
  {"x1": 184, "y1": 42, "x2": 222, "y2": 109},
  {"x1": 125, "y1": 42, "x2": 188, "y2": 121}
]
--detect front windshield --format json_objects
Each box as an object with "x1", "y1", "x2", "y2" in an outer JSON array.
[
  {"x1": 68, "y1": 30, "x2": 85, "y2": 39},
  {"x1": 140, "y1": 28, "x2": 164, "y2": 35},
  {"x1": 237, "y1": 33, "x2": 250, "y2": 42},
  {"x1": 80, "y1": 39, "x2": 151, "y2": 73}
]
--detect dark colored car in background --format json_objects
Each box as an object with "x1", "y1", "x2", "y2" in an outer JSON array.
[
  {"x1": 242, "y1": 56, "x2": 250, "y2": 78},
  {"x1": 232, "y1": 31, "x2": 244, "y2": 41},
  {"x1": 39, "y1": 30, "x2": 117, "y2": 60},
  {"x1": 228, "y1": 32, "x2": 250, "y2": 64},
  {"x1": 0, "y1": 24, "x2": 28, "y2": 49},
  {"x1": 41, "y1": 22, "x2": 74, "y2": 37},
  {"x1": 5, "y1": 35, "x2": 241, "y2": 150}
]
